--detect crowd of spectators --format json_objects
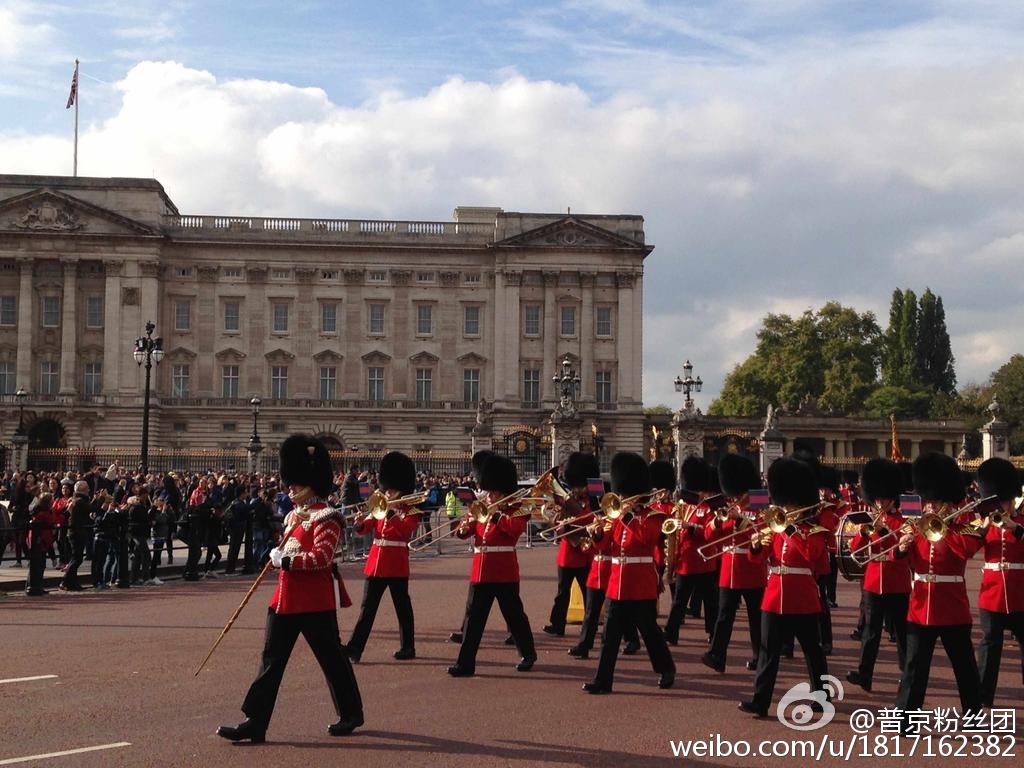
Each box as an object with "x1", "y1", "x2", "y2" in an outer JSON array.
[{"x1": 0, "y1": 463, "x2": 483, "y2": 595}]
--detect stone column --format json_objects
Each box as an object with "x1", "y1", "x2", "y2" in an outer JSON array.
[
  {"x1": 616, "y1": 273, "x2": 635, "y2": 407},
  {"x1": 759, "y1": 427, "x2": 785, "y2": 479},
  {"x1": 58, "y1": 259, "x2": 78, "y2": 396},
  {"x1": 910, "y1": 440, "x2": 921, "y2": 460},
  {"x1": 247, "y1": 440, "x2": 264, "y2": 474},
  {"x1": 16, "y1": 259, "x2": 33, "y2": 390},
  {"x1": 102, "y1": 261, "x2": 124, "y2": 394},
  {"x1": 501, "y1": 271, "x2": 521, "y2": 404},
  {"x1": 491, "y1": 269, "x2": 508, "y2": 405},
  {"x1": 671, "y1": 407, "x2": 705, "y2": 487},
  {"x1": 580, "y1": 272, "x2": 595, "y2": 402},
  {"x1": 542, "y1": 271, "x2": 558, "y2": 407},
  {"x1": 549, "y1": 410, "x2": 582, "y2": 470},
  {"x1": 878, "y1": 440, "x2": 888, "y2": 458},
  {"x1": 12, "y1": 433, "x2": 28, "y2": 472}
]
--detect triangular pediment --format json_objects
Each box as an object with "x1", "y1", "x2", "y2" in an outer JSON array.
[
  {"x1": 264, "y1": 348, "x2": 295, "y2": 362},
  {"x1": 361, "y1": 350, "x2": 392, "y2": 363},
  {"x1": 457, "y1": 352, "x2": 487, "y2": 364},
  {"x1": 494, "y1": 216, "x2": 650, "y2": 252},
  {"x1": 313, "y1": 349, "x2": 343, "y2": 363},
  {"x1": 0, "y1": 188, "x2": 163, "y2": 237},
  {"x1": 409, "y1": 351, "x2": 440, "y2": 365},
  {"x1": 165, "y1": 346, "x2": 197, "y2": 361},
  {"x1": 215, "y1": 347, "x2": 247, "y2": 361}
]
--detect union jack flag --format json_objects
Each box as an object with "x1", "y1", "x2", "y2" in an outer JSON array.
[{"x1": 66, "y1": 65, "x2": 78, "y2": 109}]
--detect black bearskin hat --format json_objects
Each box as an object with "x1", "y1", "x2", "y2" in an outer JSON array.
[
  {"x1": 471, "y1": 450, "x2": 497, "y2": 483},
  {"x1": 861, "y1": 458, "x2": 902, "y2": 504},
  {"x1": 379, "y1": 451, "x2": 416, "y2": 496},
  {"x1": 649, "y1": 460, "x2": 676, "y2": 494},
  {"x1": 680, "y1": 456, "x2": 709, "y2": 493},
  {"x1": 718, "y1": 454, "x2": 759, "y2": 498},
  {"x1": 978, "y1": 457, "x2": 1021, "y2": 501},
  {"x1": 819, "y1": 466, "x2": 840, "y2": 494},
  {"x1": 610, "y1": 452, "x2": 651, "y2": 498},
  {"x1": 479, "y1": 454, "x2": 518, "y2": 495},
  {"x1": 279, "y1": 434, "x2": 334, "y2": 499},
  {"x1": 563, "y1": 452, "x2": 600, "y2": 489},
  {"x1": 912, "y1": 452, "x2": 964, "y2": 503},
  {"x1": 767, "y1": 456, "x2": 819, "y2": 507},
  {"x1": 841, "y1": 469, "x2": 859, "y2": 487}
]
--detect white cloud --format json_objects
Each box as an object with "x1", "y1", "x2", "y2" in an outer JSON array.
[
  {"x1": 2, "y1": 51, "x2": 1024, "y2": 410},
  {"x1": 0, "y1": 3, "x2": 54, "y2": 61}
]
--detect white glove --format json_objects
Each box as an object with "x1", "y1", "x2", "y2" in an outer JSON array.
[{"x1": 269, "y1": 547, "x2": 284, "y2": 569}]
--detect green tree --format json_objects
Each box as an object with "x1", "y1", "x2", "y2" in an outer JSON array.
[
  {"x1": 708, "y1": 302, "x2": 882, "y2": 416},
  {"x1": 916, "y1": 291, "x2": 956, "y2": 393},
  {"x1": 989, "y1": 354, "x2": 1024, "y2": 453},
  {"x1": 862, "y1": 385, "x2": 933, "y2": 419}
]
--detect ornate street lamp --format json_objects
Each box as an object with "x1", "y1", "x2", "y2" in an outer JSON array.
[
  {"x1": 14, "y1": 388, "x2": 27, "y2": 436},
  {"x1": 552, "y1": 356, "x2": 581, "y2": 404},
  {"x1": 673, "y1": 359, "x2": 703, "y2": 410},
  {"x1": 133, "y1": 320, "x2": 164, "y2": 473},
  {"x1": 249, "y1": 397, "x2": 262, "y2": 445}
]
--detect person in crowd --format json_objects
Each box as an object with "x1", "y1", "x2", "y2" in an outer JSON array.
[
  {"x1": 26, "y1": 493, "x2": 59, "y2": 596},
  {"x1": 224, "y1": 486, "x2": 251, "y2": 574},
  {"x1": 59, "y1": 481, "x2": 92, "y2": 592}
]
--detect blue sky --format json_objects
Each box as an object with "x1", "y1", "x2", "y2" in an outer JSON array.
[{"x1": 4, "y1": 1, "x2": 1024, "y2": 409}]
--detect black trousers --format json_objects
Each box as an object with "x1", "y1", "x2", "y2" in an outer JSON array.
[
  {"x1": 225, "y1": 526, "x2": 245, "y2": 573},
  {"x1": 91, "y1": 538, "x2": 109, "y2": 586},
  {"x1": 579, "y1": 587, "x2": 638, "y2": 651},
  {"x1": 857, "y1": 591, "x2": 909, "y2": 685},
  {"x1": 242, "y1": 609, "x2": 362, "y2": 730},
  {"x1": 665, "y1": 572, "x2": 718, "y2": 640},
  {"x1": 816, "y1": 576, "x2": 833, "y2": 648},
  {"x1": 709, "y1": 587, "x2": 763, "y2": 665},
  {"x1": 61, "y1": 532, "x2": 88, "y2": 589},
  {"x1": 184, "y1": 519, "x2": 203, "y2": 578},
  {"x1": 548, "y1": 565, "x2": 589, "y2": 631},
  {"x1": 456, "y1": 582, "x2": 535, "y2": 670},
  {"x1": 592, "y1": 599, "x2": 675, "y2": 688},
  {"x1": 978, "y1": 609, "x2": 1024, "y2": 708},
  {"x1": 825, "y1": 554, "x2": 839, "y2": 603},
  {"x1": 896, "y1": 623, "x2": 981, "y2": 717},
  {"x1": 25, "y1": 533, "x2": 46, "y2": 594},
  {"x1": 752, "y1": 611, "x2": 828, "y2": 712},
  {"x1": 348, "y1": 576, "x2": 415, "y2": 654}
]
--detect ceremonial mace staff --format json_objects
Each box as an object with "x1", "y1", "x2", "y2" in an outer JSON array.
[{"x1": 194, "y1": 522, "x2": 301, "y2": 676}]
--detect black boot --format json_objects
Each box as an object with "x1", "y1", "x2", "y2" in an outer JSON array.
[
  {"x1": 216, "y1": 718, "x2": 266, "y2": 743},
  {"x1": 328, "y1": 715, "x2": 364, "y2": 736}
]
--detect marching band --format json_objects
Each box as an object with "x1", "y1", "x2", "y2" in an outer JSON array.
[{"x1": 216, "y1": 433, "x2": 1024, "y2": 742}]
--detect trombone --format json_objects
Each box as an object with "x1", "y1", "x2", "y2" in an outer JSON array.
[
  {"x1": 699, "y1": 502, "x2": 822, "y2": 560},
  {"x1": 348, "y1": 489, "x2": 430, "y2": 523},
  {"x1": 598, "y1": 489, "x2": 668, "y2": 520},
  {"x1": 856, "y1": 495, "x2": 998, "y2": 563}
]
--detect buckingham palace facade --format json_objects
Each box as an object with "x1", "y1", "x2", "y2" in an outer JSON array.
[{"x1": 0, "y1": 174, "x2": 651, "y2": 460}]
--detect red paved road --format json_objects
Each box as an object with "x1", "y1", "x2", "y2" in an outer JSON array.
[{"x1": 1, "y1": 548, "x2": 1020, "y2": 768}]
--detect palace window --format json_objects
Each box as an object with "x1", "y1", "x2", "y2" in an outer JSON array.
[
  {"x1": 272, "y1": 303, "x2": 289, "y2": 333},
  {"x1": 171, "y1": 364, "x2": 190, "y2": 397},
  {"x1": 224, "y1": 301, "x2": 240, "y2": 332},
  {"x1": 463, "y1": 368, "x2": 480, "y2": 403},
  {"x1": 368, "y1": 270, "x2": 387, "y2": 283},
  {"x1": 0, "y1": 296, "x2": 15, "y2": 326},
  {"x1": 222, "y1": 365, "x2": 240, "y2": 398},
  {"x1": 560, "y1": 306, "x2": 577, "y2": 336},
  {"x1": 596, "y1": 371, "x2": 613, "y2": 405},
  {"x1": 369, "y1": 303, "x2": 386, "y2": 335},
  {"x1": 84, "y1": 363, "x2": 102, "y2": 396},
  {"x1": 0, "y1": 362, "x2": 14, "y2": 394},
  {"x1": 270, "y1": 366, "x2": 288, "y2": 399},
  {"x1": 42, "y1": 296, "x2": 60, "y2": 328},
  {"x1": 415, "y1": 368, "x2": 433, "y2": 402},
  {"x1": 523, "y1": 305, "x2": 541, "y2": 337},
  {"x1": 463, "y1": 273, "x2": 481, "y2": 285},
  {"x1": 523, "y1": 368, "x2": 540, "y2": 408},
  {"x1": 320, "y1": 366, "x2": 337, "y2": 400},
  {"x1": 174, "y1": 300, "x2": 191, "y2": 332},
  {"x1": 367, "y1": 366, "x2": 385, "y2": 402},
  {"x1": 39, "y1": 361, "x2": 58, "y2": 395},
  {"x1": 86, "y1": 296, "x2": 104, "y2": 329},
  {"x1": 596, "y1": 307, "x2": 613, "y2": 337},
  {"x1": 223, "y1": 268, "x2": 242, "y2": 279},
  {"x1": 321, "y1": 303, "x2": 337, "y2": 333},
  {"x1": 463, "y1": 305, "x2": 480, "y2": 336},
  {"x1": 416, "y1": 304, "x2": 433, "y2": 335}
]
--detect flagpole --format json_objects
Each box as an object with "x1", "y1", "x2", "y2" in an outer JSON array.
[{"x1": 73, "y1": 59, "x2": 79, "y2": 177}]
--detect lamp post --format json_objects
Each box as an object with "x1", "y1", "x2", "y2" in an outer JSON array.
[
  {"x1": 552, "y1": 356, "x2": 581, "y2": 405},
  {"x1": 12, "y1": 388, "x2": 28, "y2": 472},
  {"x1": 132, "y1": 320, "x2": 164, "y2": 473},
  {"x1": 15, "y1": 388, "x2": 27, "y2": 435},
  {"x1": 247, "y1": 397, "x2": 264, "y2": 475},
  {"x1": 673, "y1": 359, "x2": 703, "y2": 411}
]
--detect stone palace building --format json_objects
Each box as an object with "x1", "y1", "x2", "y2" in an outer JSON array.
[{"x1": 0, "y1": 174, "x2": 651, "y2": 464}]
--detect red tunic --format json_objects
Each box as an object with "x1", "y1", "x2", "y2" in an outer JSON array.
[
  {"x1": 901, "y1": 526, "x2": 984, "y2": 625},
  {"x1": 356, "y1": 505, "x2": 421, "y2": 579},
  {"x1": 978, "y1": 515, "x2": 1024, "y2": 614},
  {"x1": 556, "y1": 494, "x2": 596, "y2": 570},
  {"x1": 849, "y1": 511, "x2": 912, "y2": 595},
  {"x1": 605, "y1": 508, "x2": 662, "y2": 601},
  {"x1": 671, "y1": 502, "x2": 717, "y2": 576},
  {"x1": 458, "y1": 508, "x2": 526, "y2": 583},
  {"x1": 752, "y1": 523, "x2": 828, "y2": 614},
  {"x1": 817, "y1": 504, "x2": 842, "y2": 559},
  {"x1": 28, "y1": 507, "x2": 61, "y2": 550},
  {"x1": 585, "y1": 532, "x2": 613, "y2": 590},
  {"x1": 270, "y1": 505, "x2": 343, "y2": 614},
  {"x1": 706, "y1": 509, "x2": 767, "y2": 590}
]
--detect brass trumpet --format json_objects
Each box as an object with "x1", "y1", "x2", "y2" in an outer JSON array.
[
  {"x1": 858, "y1": 495, "x2": 998, "y2": 563},
  {"x1": 598, "y1": 489, "x2": 667, "y2": 519}
]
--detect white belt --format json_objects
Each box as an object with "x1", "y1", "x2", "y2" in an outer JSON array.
[
  {"x1": 723, "y1": 546, "x2": 749, "y2": 554},
  {"x1": 914, "y1": 573, "x2": 964, "y2": 584},
  {"x1": 592, "y1": 555, "x2": 609, "y2": 563},
  {"x1": 373, "y1": 539, "x2": 409, "y2": 548},
  {"x1": 474, "y1": 546, "x2": 515, "y2": 553},
  {"x1": 768, "y1": 565, "x2": 812, "y2": 576},
  {"x1": 611, "y1": 556, "x2": 654, "y2": 565},
  {"x1": 983, "y1": 562, "x2": 1024, "y2": 571}
]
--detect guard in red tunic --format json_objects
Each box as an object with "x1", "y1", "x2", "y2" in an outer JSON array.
[
  {"x1": 543, "y1": 452, "x2": 599, "y2": 637},
  {"x1": 664, "y1": 456, "x2": 719, "y2": 645},
  {"x1": 846, "y1": 458, "x2": 911, "y2": 693},
  {"x1": 346, "y1": 451, "x2": 422, "y2": 661},
  {"x1": 448, "y1": 454, "x2": 536, "y2": 677},
  {"x1": 974, "y1": 458, "x2": 1024, "y2": 708},
  {"x1": 218, "y1": 435, "x2": 362, "y2": 743},
  {"x1": 739, "y1": 456, "x2": 829, "y2": 717},
  {"x1": 702, "y1": 454, "x2": 765, "y2": 673},
  {"x1": 894, "y1": 452, "x2": 984, "y2": 726},
  {"x1": 583, "y1": 452, "x2": 675, "y2": 694}
]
